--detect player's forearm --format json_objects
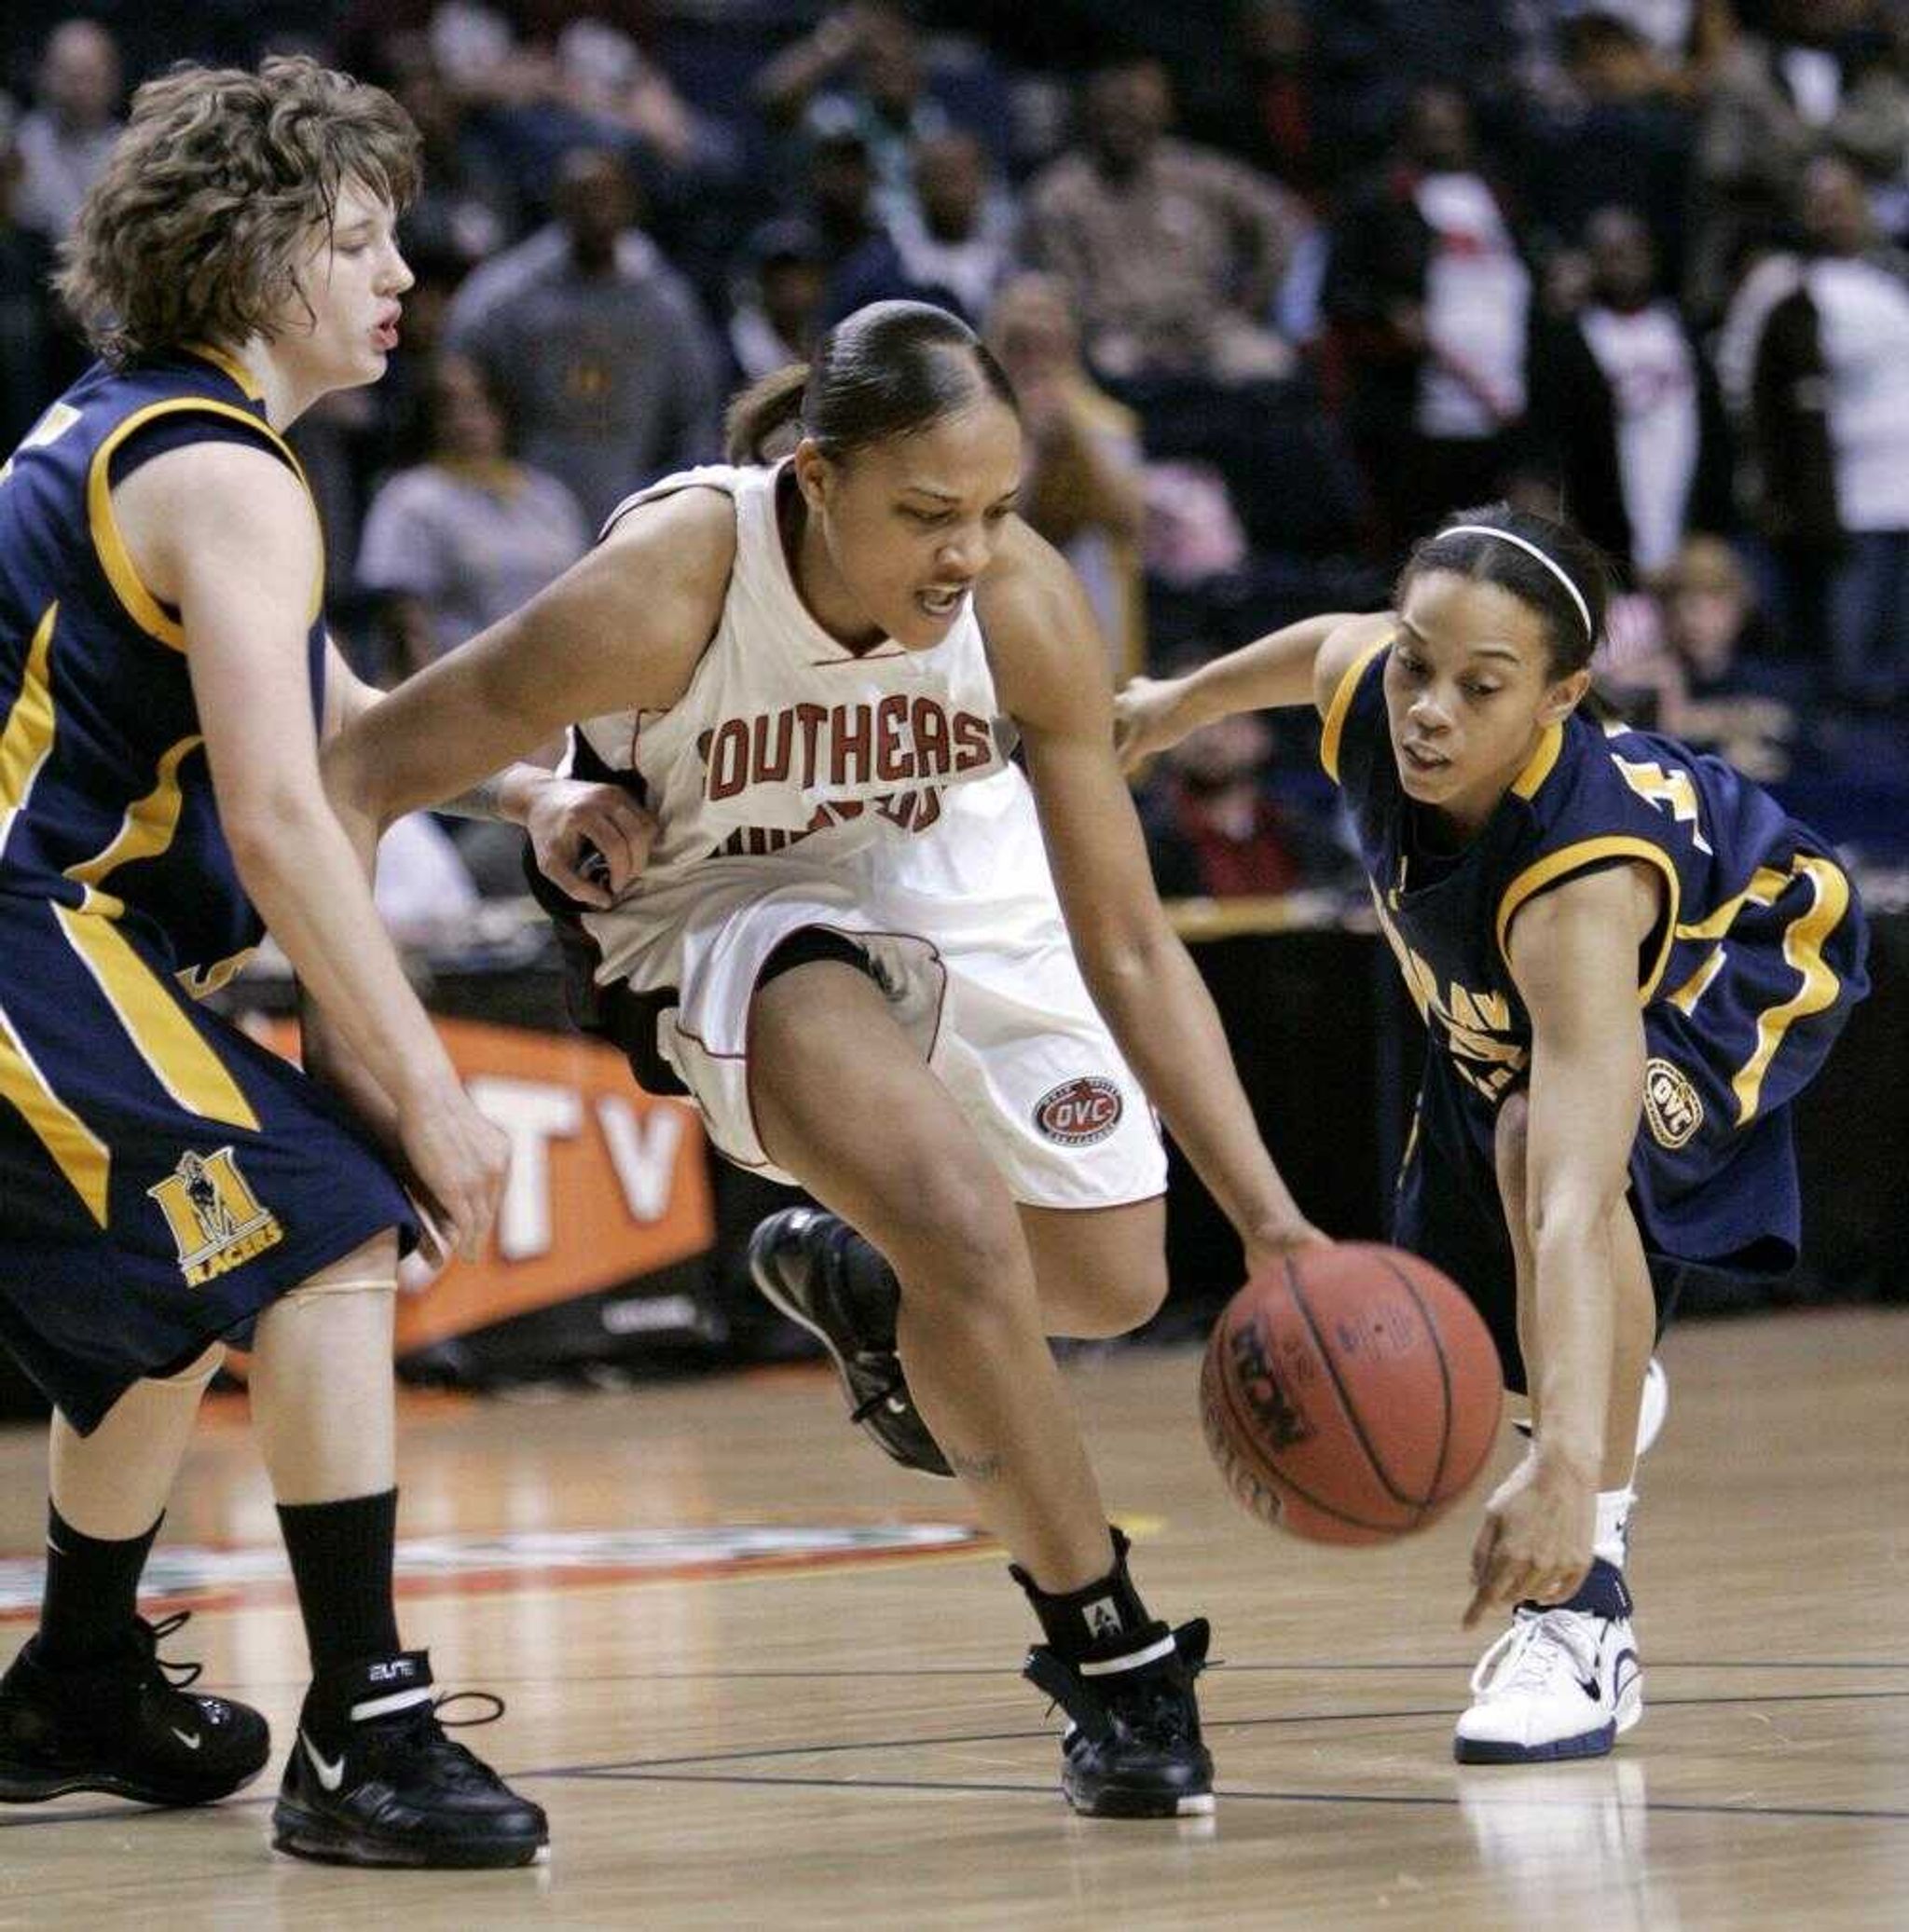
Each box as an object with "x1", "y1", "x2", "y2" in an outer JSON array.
[
  {"x1": 227, "y1": 794, "x2": 459, "y2": 1112},
  {"x1": 433, "y1": 761, "x2": 553, "y2": 824},
  {"x1": 1528, "y1": 1215, "x2": 1617, "y2": 1480},
  {"x1": 1089, "y1": 936, "x2": 1311, "y2": 1247},
  {"x1": 1179, "y1": 611, "x2": 1359, "y2": 720}
]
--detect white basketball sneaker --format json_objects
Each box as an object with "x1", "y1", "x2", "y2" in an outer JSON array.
[{"x1": 1454, "y1": 1561, "x2": 1643, "y2": 1764}]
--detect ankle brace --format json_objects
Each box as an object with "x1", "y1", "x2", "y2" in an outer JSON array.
[{"x1": 1010, "y1": 1526, "x2": 1164, "y2": 1665}]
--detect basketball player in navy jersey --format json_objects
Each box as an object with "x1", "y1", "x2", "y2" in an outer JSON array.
[
  {"x1": 1118, "y1": 506, "x2": 1867, "y2": 1764},
  {"x1": 0, "y1": 56, "x2": 639, "y2": 1863},
  {"x1": 323, "y1": 301, "x2": 1325, "y2": 1819}
]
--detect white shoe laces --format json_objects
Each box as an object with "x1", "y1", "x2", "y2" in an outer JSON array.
[{"x1": 1470, "y1": 1608, "x2": 1600, "y2": 1701}]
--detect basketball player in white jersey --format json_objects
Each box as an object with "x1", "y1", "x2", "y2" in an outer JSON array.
[{"x1": 323, "y1": 300, "x2": 1322, "y2": 1819}]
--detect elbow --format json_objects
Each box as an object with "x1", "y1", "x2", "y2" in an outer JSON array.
[
  {"x1": 222, "y1": 789, "x2": 330, "y2": 895},
  {"x1": 319, "y1": 732, "x2": 397, "y2": 830}
]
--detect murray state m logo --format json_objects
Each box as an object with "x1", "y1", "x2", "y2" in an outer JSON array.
[{"x1": 148, "y1": 1147, "x2": 284, "y2": 1285}]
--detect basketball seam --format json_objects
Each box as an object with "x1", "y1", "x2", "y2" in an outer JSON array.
[
  {"x1": 1208, "y1": 1316, "x2": 1411, "y2": 1537},
  {"x1": 1284, "y1": 1252, "x2": 1425, "y2": 1514},
  {"x1": 1376, "y1": 1251, "x2": 1455, "y2": 1531}
]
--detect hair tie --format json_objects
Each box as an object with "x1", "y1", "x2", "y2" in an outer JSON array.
[{"x1": 1440, "y1": 525, "x2": 1592, "y2": 640}]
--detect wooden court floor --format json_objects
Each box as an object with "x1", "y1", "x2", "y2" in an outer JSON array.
[{"x1": 2, "y1": 1307, "x2": 1905, "y2": 1929}]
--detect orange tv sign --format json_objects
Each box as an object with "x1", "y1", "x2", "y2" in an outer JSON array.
[{"x1": 260, "y1": 1017, "x2": 714, "y2": 1352}]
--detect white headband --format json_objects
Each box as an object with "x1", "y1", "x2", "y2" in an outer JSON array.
[{"x1": 1439, "y1": 526, "x2": 1593, "y2": 640}]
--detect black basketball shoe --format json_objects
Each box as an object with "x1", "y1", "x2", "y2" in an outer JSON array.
[
  {"x1": 747, "y1": 1207, "x2": 952, "y2": 1477},
  {"x1": 0, "y1": 1610, "x2": 270, "y2": 1806},
  {"x1": 271, "y1": 1651, "x2": 547, "y2": 1869},
  {"x1": 1023, "y1": 1620, "x2": 1215, "y2": 1818}
]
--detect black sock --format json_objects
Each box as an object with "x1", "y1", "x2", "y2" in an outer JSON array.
[
  {"x1": 37, "y1": 1503, "x2": 160, "y2": 1667},
  {"x1": 277, "y1": 1488, "x2": 403, "y2": 1674},
  {"x1": 1010, "y1": 1525, "x2": 1162, "y2": 1665}
]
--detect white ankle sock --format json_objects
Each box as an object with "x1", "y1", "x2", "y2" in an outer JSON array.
[{"x1": 1594, "y1": 1487, "x2": 1635, "y2": 1570}]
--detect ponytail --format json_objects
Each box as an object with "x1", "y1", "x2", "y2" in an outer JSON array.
[{"x1": 725, "y1": 362, "x2": 810, "y2": 464}]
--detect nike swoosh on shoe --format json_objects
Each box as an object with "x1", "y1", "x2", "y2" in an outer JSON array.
[{"x1": 302, "y1": 1730, "x2": 346, "y2": 1791}]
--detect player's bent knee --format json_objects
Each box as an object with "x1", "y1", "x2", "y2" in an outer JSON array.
[
  {"x1": 886, "y1": 1180, "x2": 1030, "y2": 1314},
  {"x1": 282, "y1": 1232, "x2": 401, "y2": 1303},
  {"x1": 1092, "y1": 1254, "x2": 1171, "y2": 1336}
]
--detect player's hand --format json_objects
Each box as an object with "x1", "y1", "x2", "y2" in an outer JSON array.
[
  {"x1": 1241, "y1": 1220, "x2": 1330, "y2": 1281},
  {"x1": 1463, "y1": 1448, "x2": 1597, "y2": 1627},
  {"x1": 525, "y1": 776, "x2": 657, "y2": 908},
  {"x1": 393, "y1": 1079, "x2": 510, "y2": 1268},
  {"x1": 1113, "y1": 676, "x2": 1197, "y2": 774}
]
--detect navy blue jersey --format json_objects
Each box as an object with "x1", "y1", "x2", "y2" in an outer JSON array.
[
  {"x1": 0, "y1": 346, "x2": 325, "y2": 989},
  {"x1": 1321, "y1": 634, "x2": 1867, "y2": 1333},
  {"x1": 0, "y1": 350, "x2": 414, "y2": 1433}
]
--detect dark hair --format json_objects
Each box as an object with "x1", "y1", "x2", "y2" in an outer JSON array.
[
  {"x1": 1395, "y1": 503, "x2": 1612, "y2": 678},
  {"x1": 724, "y1": 299, "x2": 1017, "y2": 465}
]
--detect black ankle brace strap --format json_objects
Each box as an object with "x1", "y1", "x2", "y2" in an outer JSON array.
[{"x1": 1010, "y1": 1526, "x2": 1154, "y2": 1663}]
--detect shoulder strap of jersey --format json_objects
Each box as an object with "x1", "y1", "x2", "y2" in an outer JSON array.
[
  {"x1": 88, "y1": 396, "x2": 313, "y2": 653},
  {"x1": 1318, "y1": 630, "x2": 1392, "y2": 789}
]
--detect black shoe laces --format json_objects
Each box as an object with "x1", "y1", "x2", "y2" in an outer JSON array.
[
  {"x1": 361, "y1": 1691, "x2": 511, "y2": 1789},
  {"x1": 141, "y1": 1610, "x2": 205, "y2": 1691}
]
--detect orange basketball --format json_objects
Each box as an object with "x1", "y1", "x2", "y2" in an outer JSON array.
[{"x1": 1201, "y1": 1243, "x2": 1503, "y2": 1545}]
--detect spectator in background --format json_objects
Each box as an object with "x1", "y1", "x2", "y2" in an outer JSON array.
[
  {"x1": 446, "y1": 145, "x2": 723, "y2": 527},
  {"x1": 357, "y1": 352, "x2": 591, "y2": 679},
  {"x1": 827, "y1": 127, "x2": 1014, "y2": 325},
  {"x1": 1527, "y1": 205, "x2": 1732, "y2": 582},
  {"x1": 755, "y1": 2, "x2": 1002, "y2": 226},
  {"x1": 1518, "y1": 11, "x2": 1697, "y2": 286},
  {"x1": 795, "y1": 120, "x2": 883, "y2": 270},
  {"x1": 385, "y1": 42, "x2": 522, "y2": 275},
  {"x1": 985, "y1": 273, "x2": 1146, "y2": 678},
  {"x1": 12, "y1": 19, "x2": 121, "y2": 241},
  {"x1": 1750, "y1": 151, "x2": 1909, "y2": 706},
  {"x1": 1614, "y1": 536, "x2": 1798, "y2": 781},
  {"x1": 1688, "y1": 0, "x2": 1900, "y2": 319},
  {"x1": 727, "y1": 218, "x2": 830, "y2": 384},
  {"x1": 1325, "y1": 84, "x2": 1531, "y2": 548},
  {"x1": 1, "y1": 93, "x2": 60, "y2": 453},
  {"x1": 1136, "y1": 699, "x2": 1347, "y2": 900},
  {"x1": 1021, "y1": 56, "x2": 1309, "y2": 383}
]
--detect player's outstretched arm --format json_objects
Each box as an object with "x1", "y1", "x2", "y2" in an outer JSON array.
[
  {"x1": 984, "y1": 527, "x2": 1322, "y2": 1267},
  {"x1": 124, "y1": 441, "x2": 506, "y2": 1261},
  {"x1": 323, "y1": 486, "x2": 734, "y2": 835},
  {"x1": 1466, "y1": 861, "x2": 1661, "y2": 1624},
  {"x1": 1112, "y1": 609, "x2": 1388, "y2": 772}
]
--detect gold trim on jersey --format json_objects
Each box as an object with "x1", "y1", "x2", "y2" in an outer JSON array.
[
  {"x1": 86, "y1": 398, "x2": 320, "y2": 654},
  {"x1": 1666, "y1": 944, "x2": 1727, "y2": 1017},
  {"x1": 0, "y1": 602, "x2": 59, "y2": 858},
  {"x1": 0, "y1": 995, "x2": 110, "y2": 1226},
  {"x1": 1674, "y1": 864, "x2": 1789, "y2": 941},
  {"x1": 181, "y1": 342, "x2": 266, "y2": 402},
  {"x1": 53, "y1": 903, "x2": 259, "y2": 1130},
  {"x1": 1731, "y1": 854, "x2": 1849, "y2": 1126},
  {"x1": 62, "y1": 733, "x2": 203, "y2": 918},
  {"x1": 175, "y1": 947, "x2": 260, "y2": 1002},
  {"x1": 1318, "y1": 634, "x2": 1392, "y2": 784},
  {"x1": 1510, "y1": 721, "x2": 1564, "y2": 799},
  {"x1": 1494, "y1": 835, "x2": 1682, "y2": 1005}
]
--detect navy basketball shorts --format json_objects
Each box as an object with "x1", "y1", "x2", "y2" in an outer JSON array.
[
  {"x1": 0, "y1": 898, "x2": 417, "y2": 1433},
  {"x1": 1393, "y1": 899, "x2": 1864, "y2": 1398}
]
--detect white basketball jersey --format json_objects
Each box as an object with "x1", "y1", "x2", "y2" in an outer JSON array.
[{"x1": 573, "y1": 461, "x2": 1055, "y2": 990}]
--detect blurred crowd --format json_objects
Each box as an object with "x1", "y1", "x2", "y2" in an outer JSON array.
[{"x1": 4, "y1": 0, "x2": 1906, "y2": 927}]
